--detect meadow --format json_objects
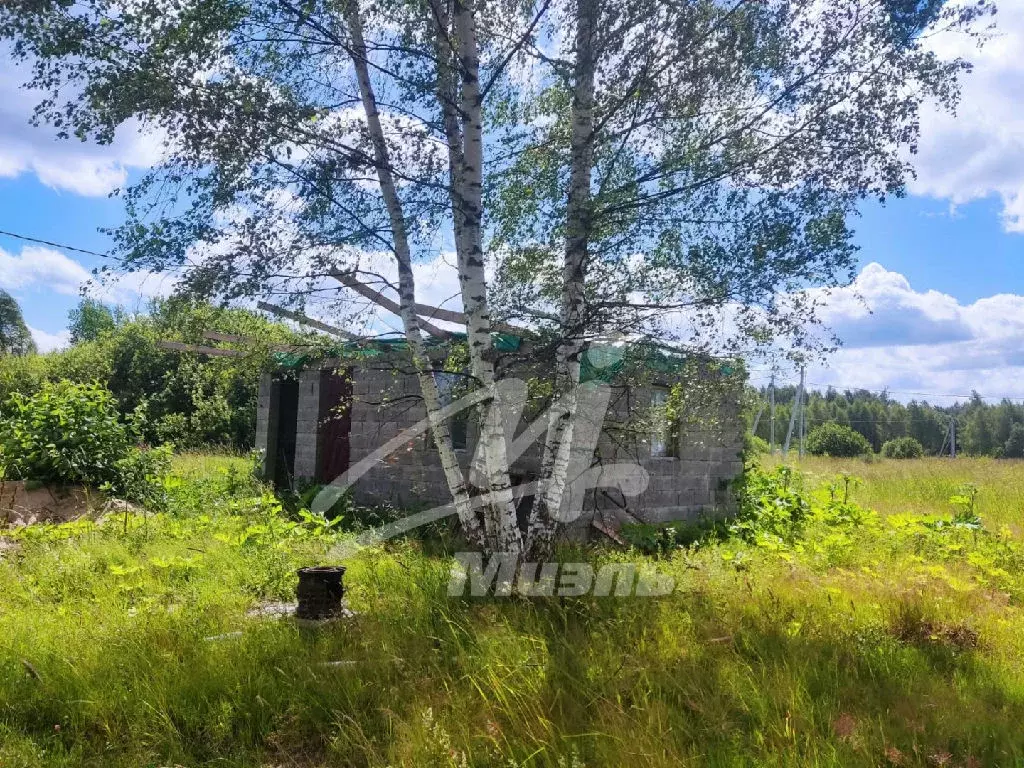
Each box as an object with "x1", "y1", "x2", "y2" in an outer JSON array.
[{"x1": 1, "y1": 454, "x2": 1023, "y2": 767}]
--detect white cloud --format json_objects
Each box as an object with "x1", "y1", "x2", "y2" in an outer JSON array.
[
  {"x1": 28, "y1": 326, "x2": 70, "y2": 353},
  {"x1": 97, "y1": 269, "x2": 179, "y2": 306},
  {"x1": 816, "y1": 263, "x2": 973, "y2": 348},
  {"x1": 763, "y1": 263, "x2": 1024, "y2": 404},
  {"x1": 912, "y1": 0, "x2": 1024, "y2": 231},
  {"x1": 0, "y1": 245, "x2": 92, "y2": 295},
  {"x1": 0, "y1": 243, "x2": 176, "y2": 305},
  {"x1": 0, "y1": 54, "x2": 163, "y2": 196}
]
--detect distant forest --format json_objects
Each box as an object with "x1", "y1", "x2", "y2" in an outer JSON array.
[{"x1": 750, "y1": 387, "x2": 1024, "y2": 458}]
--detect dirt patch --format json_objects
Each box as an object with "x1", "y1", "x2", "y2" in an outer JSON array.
[
  {"x1": 891, "y1": 608, "x2": 979, "y2": 651},
  {"x1": 0, "y1": 538, "x2": 20, "y2": 560},
  {"x1": 0, "y1": 481, "x2": 95, "y2": 526}
]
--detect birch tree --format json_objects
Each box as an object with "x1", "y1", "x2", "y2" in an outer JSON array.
[
  {"x1": 342, "y1": 0, "x2": 487, "y2": 548},
  {"x1": 0, "y1": 0, "x2": 993, "y2": 557}
]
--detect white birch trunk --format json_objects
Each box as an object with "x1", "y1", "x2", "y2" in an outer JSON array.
[
  {"x1": 344, "y1": 0, "x2": 484, "y2": 547},
  {"x1": 433, "y1": 0, "x2": 522, "y2": 557},
  {"x1": 527, "y1": 0, "x2": 598, "y2": 558}
]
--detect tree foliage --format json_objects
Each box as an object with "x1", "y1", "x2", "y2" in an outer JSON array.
[
  {"x1": 0, "y1": 290, "x2": 35, "y2": 356},
  {"x1": 806, "y1": 422, "x2": 872, "y2": 457},
  {"x1": 68, "y1": 299, "x2": 124, "y2": 344},
  {"x1": 0, "y1": 300, "x2": 304, "y2": 449},
  {"x1": 0, "y1": 0, "x2": 990, "y2": 352},
  {"x1": 1003, "y1": 423, "x2": 1024, "y2": 460}
]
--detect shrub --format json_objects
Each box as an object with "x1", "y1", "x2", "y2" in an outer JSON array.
[
  {"x1": 744, "y1": 434, "x2": 770, "y2": 457},
  {"x1": 620, "y1": 519, "x2": 726, "y2": 555},
  {"x1": 805, "y1": 423, "x2": 872, "y2": 457},
  {"x1": 0, "y1": 381, "x2": 132, "y2": 487},
  {"x1": 0, "y1": 352, "x2": 48, "y2": 405},
  {"x1": 733, "y1": 464, "x2": 811, "y2": 543},
  {"x1": 0, "y1": 380, "x2": 171, "y2": 504},
  {"x1": 113, "y1": 444, "x2": 174, "y2": 509},
  {"x1": 881, "y1": 436, "x2": 925, "y2": 459},
  {"x1": 0, "y1": 300, "x2": 305, "y2": 452}
]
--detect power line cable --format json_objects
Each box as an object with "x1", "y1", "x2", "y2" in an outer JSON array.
[
  {"x1": 0, "y1": 227, "x2": 110, "y2": 259},
  {"x1": 5, "y1": 221, "x2": 1024, "y2": 405}
]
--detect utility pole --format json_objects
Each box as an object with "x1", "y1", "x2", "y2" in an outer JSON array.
[
  {"x1": 752, "y1": 401, "x2": 765, "y2": 436},
  {"x1": 769, "y1": 375, "x2": 776, "y2": 454},
  {"x1": 950, "y1": 417, "x2": 957, "y2": 458},
  {"x1": 799, "y1": 370, "x2": 807, "y2": 459},
  {"x1": 783, "y1": 368, "x2": 804, "y2": 457}
]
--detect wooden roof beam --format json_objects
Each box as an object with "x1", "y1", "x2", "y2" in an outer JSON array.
[
  {"x1": 201, "y1": 331, "x2": 308, "y2": 354},
  {"x1": 331, "y1": 270, "x2": 529, "y2": 336},
  {"x1": 330, "y1": 270, "x2": 453, "y2": 339},
  {"x1": 157, "y1": 341, "x2": 245, "y2": 358},
  {"x1": 256, "y1": 300, "x2": 361, "y2": 340}
]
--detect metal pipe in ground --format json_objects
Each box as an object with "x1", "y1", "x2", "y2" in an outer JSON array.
[{"x1": 295, "y1": 566, "x2": 346, "y2": 620}]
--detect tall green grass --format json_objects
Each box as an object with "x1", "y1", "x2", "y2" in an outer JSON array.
[
  {"x1": 0, "y1": 456, "x2": 1022, "y2": 766},
  {"x1": 778, "y1": 455, "x2": 1024, "y2": 531}
]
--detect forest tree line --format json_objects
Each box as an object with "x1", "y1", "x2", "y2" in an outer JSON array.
[{"x1": 750, "y1": 386, "x2": 1024, "y2": 458}]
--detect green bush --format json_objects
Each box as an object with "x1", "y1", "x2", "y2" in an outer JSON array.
[
  {"x1": 0, "y1": 352, "x2": 47, "y2": 405},
  {"x1": 113, "y1": 444, "x2": 174, "y2": 509},
  {"x1": 733, "y1": 464, "x2": 811, "y2": 543},
  {"x1": 881, "y1": 436, "x2": 925, "y2": 459},
  {"x1": 0, "y1": 381, "x2": 132, "y2": 487},
  {"x1": 805, "y1": 423, "x2": 872, "y2": 457},
  {"x1": 0, "y1": 299, "x2": 307, "y2": 451},
  {"x1": 0, "y1": 380, "x2": 170, "y2": 503},
  {"x1": 620, "y1": 519, "x2": 726, "y2": 556},
  {"x1": 744, "y1": 434, "x2": 770, "y2": 457}
]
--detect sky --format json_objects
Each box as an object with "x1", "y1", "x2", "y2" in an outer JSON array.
[{"x1": 1, "y1": 2, "x2": 1023, "y2": 405}]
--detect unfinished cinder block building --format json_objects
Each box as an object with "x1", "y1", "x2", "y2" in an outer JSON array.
[{"x1": 254, "y1": 342, "x2": 745, "y2": 535}]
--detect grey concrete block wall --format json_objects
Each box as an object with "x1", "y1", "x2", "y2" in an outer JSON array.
[
  {"x1": 258, "y1": 356, "x2": 746, "y2": 535},
  {"x1": 254, "y1": 374, "x2": 279, "y2": 480},
  {"x1": 347, "y1": 366, "x2": 453, "y2": 508},
  {"x1": 293, "y1": 369, "x2": 324, "y2": 482}
]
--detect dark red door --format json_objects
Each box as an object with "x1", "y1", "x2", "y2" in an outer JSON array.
[{"x1": 317, "y1": 369, "x2": 352, "y2": 484}]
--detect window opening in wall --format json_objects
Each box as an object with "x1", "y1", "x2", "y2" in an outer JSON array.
[
  {"x1": 650, "y1": 387, "x2": 678, "y2": 458},
  {"x1": 434, "y1": 371, "x2": 468, "y2": 450}
]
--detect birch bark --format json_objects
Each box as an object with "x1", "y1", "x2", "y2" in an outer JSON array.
[
  {"x1": 344, "y1": 0, "x2": 484, "y2": 547},
  {"x1": 432, "y1": 0, "x2": 522, "y2": 557},
  {"x1": 527, "y1": 0, "x2": 598, "y2": 558}
]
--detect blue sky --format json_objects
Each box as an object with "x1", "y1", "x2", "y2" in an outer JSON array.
[{"x1": 2, "y1": 3, "x2": 1023, "y2": 404}]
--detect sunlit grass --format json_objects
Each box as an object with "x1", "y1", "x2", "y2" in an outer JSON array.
[
  {"x1": 0, "y1": 454, "x2": 1023, "y2": 766},
  {"x1": 771, "y1": 455, "x2": 1024, "y2": 533},
  {"x1": 170, "y1": 450, "x2": 255, "y2": 479}
]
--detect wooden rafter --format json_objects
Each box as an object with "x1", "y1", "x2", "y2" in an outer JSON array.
[
  {"x1": 330, "y1": 270, "x2": 528, "y2": 336},
  {"x1": 157, "y1": 341, "x2": 245, "y2": 358},
  {"x1": 202, "y1": 331, "x2": 306, "y2": 353},
  {"x1": 256, "y1": 301, "x2": 360, "y2": 340},
  {"x1": 202, "y1": 331, "x2": 253, "y2": 345},
  {"x1": 330, "y1": 270, "x2": 453, "y2": 338}
]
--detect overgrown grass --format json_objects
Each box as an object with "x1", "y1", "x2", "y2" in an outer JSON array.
[
  {"x1": 776, "y1": 455, "x2": 1024, "y2": 531},
  {"x1": 170, "y1": 450, "x2": 256, "y2": 479},
  {"x1": 1, "y1": 456, "x2": 1023, "y2": 766}
]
